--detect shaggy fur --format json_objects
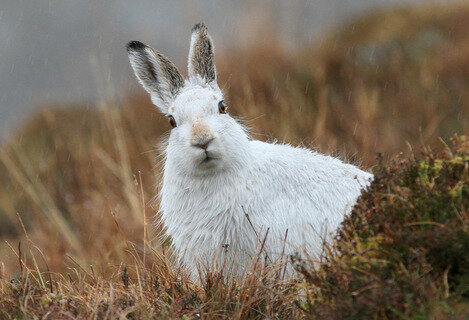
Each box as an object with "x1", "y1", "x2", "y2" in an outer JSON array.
[
  {"x1": 127, "y1": 41, "x2": 184, "y2": 113},
  {"x1": 188, "y1": 23, "x2": 217, "y2": 84},
  {"x1": 127, "y1": 24, "x2": 373, "y2": 278}
]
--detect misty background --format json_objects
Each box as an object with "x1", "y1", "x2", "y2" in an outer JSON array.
[{"x1": 0, "y1": 0, "x2": 458, "y2": 138}]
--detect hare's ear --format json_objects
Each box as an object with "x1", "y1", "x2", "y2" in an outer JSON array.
[
  {"x1": 127, "y1": 41, "x2": 184, "y2": 113},
  {"x1": 188, "y1": 23, "x2": 217, "y2": 84}
]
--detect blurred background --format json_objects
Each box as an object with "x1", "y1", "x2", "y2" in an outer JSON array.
[
  {"x1": 0, "y1": 0, "x2": 463, "y2": 136},
  {"x1": 0, "y1": 0, "x2": 467, "y2": 274}
]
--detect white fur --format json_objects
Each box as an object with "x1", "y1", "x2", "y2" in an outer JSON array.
[
  {"x1": 159, "y1": 84, "x2": 372, "y2": 277},
  {"x1": 127, "y1": 26, "x2": 374, "y2": 278}
]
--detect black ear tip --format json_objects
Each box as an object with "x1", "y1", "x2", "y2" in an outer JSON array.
[
  {"x1": 126, "y1": 41, "x2": 146, "y2": 52},
  {"x1": 192, "y1": 23, "x2": 207, "y2": 33}
]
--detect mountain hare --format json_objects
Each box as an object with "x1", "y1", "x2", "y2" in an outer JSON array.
[{"x1": 127, "y1": 23, "x2": 373, "y2": 278}]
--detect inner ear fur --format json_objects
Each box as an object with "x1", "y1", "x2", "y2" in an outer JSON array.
[
  {"x1": 127, "y1": 41, "x2": 184, "y2": 112},
  {"x1": 188, "y1": 23, "x2": 217, "y2": 83}
]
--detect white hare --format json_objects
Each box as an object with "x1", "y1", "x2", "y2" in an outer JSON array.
[{"x1": 127, "y1": 23, "x2": 373, "y2": 277}]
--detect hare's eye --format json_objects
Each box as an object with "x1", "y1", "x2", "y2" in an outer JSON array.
[
  {"x1": 218, "y1": 100, "x2": 228, "y2": 114},
  {"x1": 168, "y1": 115, "x2": 177, "y2": 128}
]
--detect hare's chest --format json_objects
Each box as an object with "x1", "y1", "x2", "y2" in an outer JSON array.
[{"x1": 160, "y1": 183, "x2": 254, "y2": 258}]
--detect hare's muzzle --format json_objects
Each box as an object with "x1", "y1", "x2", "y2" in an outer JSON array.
[{"x1": 190, "y1": 121, "x2": 215, "y2": 149}]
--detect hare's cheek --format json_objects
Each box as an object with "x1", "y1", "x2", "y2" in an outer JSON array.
[
  {"x1": 166, "y1": 135, "x2": 186, "y2": 155},
  {"x1": 168, "y1": 128, "x2": 188, "y2": 146}
]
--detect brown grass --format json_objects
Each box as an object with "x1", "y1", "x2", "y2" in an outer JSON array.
[{"x1": 0, "y1": 4, "x2": 468, "y2": 319}]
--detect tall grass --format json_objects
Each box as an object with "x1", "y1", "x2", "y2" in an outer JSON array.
[{"x1": 0, "y1": 4, "x2": 468, "y2": 319}]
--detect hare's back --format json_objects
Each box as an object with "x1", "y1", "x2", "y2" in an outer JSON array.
[
  {"x1": 248, "y1": 140, "x2": 371, "y2": 192},
  {"x1": 245, "y1": 140, "x2": 371, "y2": 250}
]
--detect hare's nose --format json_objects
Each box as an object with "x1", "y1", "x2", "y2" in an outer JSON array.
[{"x1": 193, "y1": 138, "x2": 213, "y2": 150}]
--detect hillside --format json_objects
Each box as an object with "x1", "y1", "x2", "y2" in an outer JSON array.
[{"x1": 0, "y1": 4, "x2": 468, "y2": 319}]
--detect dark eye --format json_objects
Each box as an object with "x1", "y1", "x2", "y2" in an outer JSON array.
[
  {"x1": 218, "y1": 100, "x2": 228, "y2": 114},
  {"x1": 168, "y1": 115, "x2": 177, "y2": 128}
]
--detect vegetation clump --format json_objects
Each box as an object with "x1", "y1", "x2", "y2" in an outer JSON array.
[{"x1": 295, "y1": 135, "x2": 469, "y2": 319}]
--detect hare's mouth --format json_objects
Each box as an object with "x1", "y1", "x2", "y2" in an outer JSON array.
[
  {"x1": 201, "y1": 152, "x2": 219, "y2": 164},
  {"x1": 202, "y1": 155, "x2": 216, "y2": 163}
]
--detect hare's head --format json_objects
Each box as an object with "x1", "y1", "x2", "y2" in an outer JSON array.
[{"x1": 127, "y1": 24, "x2": 250, "y2": 176}]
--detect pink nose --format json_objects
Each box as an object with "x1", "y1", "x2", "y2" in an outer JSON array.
[{"x1": 193, "y1": 138, "x2": 213, "y2": 150}]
